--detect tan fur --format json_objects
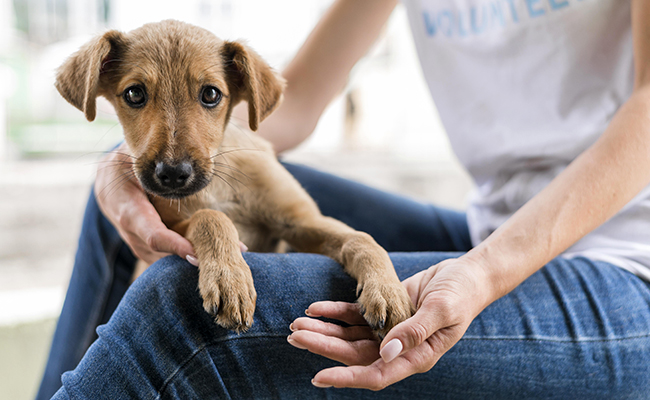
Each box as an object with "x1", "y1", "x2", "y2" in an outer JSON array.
[{"x1": 56, "y1": 20, "x2": 414, "y2": 337}]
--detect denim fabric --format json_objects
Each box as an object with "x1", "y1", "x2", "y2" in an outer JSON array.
[
  {"x1": 38, "y1": 163, "x2": 650, "y2": 399},
  {"x1": 53, "y1": 254, "x2": 650, "y2": 399}
]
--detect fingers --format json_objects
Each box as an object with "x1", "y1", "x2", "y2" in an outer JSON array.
[
  {"x1": 311, "y1": 326, "x2": 465, "y2": 390},
  {"x1": 125, "y1": 235, "x2": 172, "y2": 265},
  {"x1": 288, "y1": 304, "x2": 379, "y2": 367},
  {"x1": 306, "y1": 301, "x2": 367, "y2": 325},
  {"x1": 115, "y1": 191, "x2": 194, "y2": 261},
  {"x1": 311, "y1": 354, "x2": 422, "y2": 390},
  {"x1": 291, "y1": 317, "x2": 375, "y2": 341},
  {"x1": 304, "y1": 261, "x2": 479, "y2": 390},
  {"x1": 145, "y1": 226, "x2": 195, "y2": 259},
  {"x1": 288, "y1": 328, "x2": 379, "y2": 366}
]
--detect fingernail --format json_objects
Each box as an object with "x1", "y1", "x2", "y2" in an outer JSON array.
[
  {"x1": 311, "y1": 379, "x2": 332, "y2": 388},
  {"x1": 380, "y1": 339, "x2": 403, "y2": 363},
  {"x1": 287, "y1": 335, "x2": 307, "y2": 349},
  {"x1": 305, "y1": 309, "x2": 312, "y2": 316},
  {"x1": 186, "y1": 255, "x2": 199, "y2": 267},
  {"x1": 239, "y1": 241, "x2": 248, "y2": 252},
  {"x1": 289, "y1": 323, "x2": 296, "y2": 332}
]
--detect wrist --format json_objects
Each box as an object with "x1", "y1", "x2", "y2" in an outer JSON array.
[{"x1": 457, "y1": 248, "x2": 509, "y2": 312}]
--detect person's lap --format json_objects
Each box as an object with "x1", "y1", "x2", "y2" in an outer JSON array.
[
  {"x1": 36, "y1": 162, "x2": 472, "y2": 399},
  {"x1": 54, "y1": 252, "x2": 650, "y2": 399},
  {"x1": 39, "y1": 163, "x2": 650, "y2": 399}
]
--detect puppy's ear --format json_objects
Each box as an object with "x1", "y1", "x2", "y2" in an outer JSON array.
[
  {"x1": 55, "y1": 30, "x2": 125, "y2": 122},
  {"x1": 221, "y1": 41, "x2": 286, "y2": 131}
]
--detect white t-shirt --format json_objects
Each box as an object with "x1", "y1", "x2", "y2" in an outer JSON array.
[{"x1": 401, "y1": 0, "x2": 650, "y2": 281}]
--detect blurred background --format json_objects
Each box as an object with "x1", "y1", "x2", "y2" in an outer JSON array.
[{"x1": 0, "y1": 0, "x2": 473, "y2": 398}]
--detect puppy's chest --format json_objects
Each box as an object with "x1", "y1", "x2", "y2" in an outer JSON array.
[
  {"x1": 174, "y1": 188, "x2": 246, "y2": 226},
  {"x1": 157, "y1": 187, "x2": 277, "y2": 253},
  {"x1": 200, "y1": 193, "x2": 280, "y2": 252},
  {"x1": 199, "y1": 188, "x2": 241, "y2": 217}
]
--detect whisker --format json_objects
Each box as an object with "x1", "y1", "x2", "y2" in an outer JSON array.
[
  {"x1": 97, "y1": 168, "x2": 133, "y2": 198},
  {"x1": 209, "y1": 148, "x2": 264, "y2": 159},
  {"x1": 93, "y1": 122, "x2": 121, "y2": 149},
  {"x1": 210, "y1": 172, "x2": 238, "y2": 193},
  {"x1": 106, "y1": 173, "x2": 137, "y2": 198},
  {"x1": 211, "y1": 167, "x2": 250, "y2": 189},
  {"x1": 90, "y1": 161, "x2": 135, "y2": 171},
  {"x1": 211, "y1": 162, "x2": 251, "y2": 179},
  {"x1": 106, "y1": 151, "x2": 139, "y2": 160},
  {"x1": 95, "y1": 163, "x2": 134, "y2": 174},
  {"x1": 102, "y1": 170, "x2": 137, "y2": 199},
  {"x1": 77, "y1": 150, "x2": 139, "y2": 161},
  {"x1": 89, "y1": 159, "x2": 135, "y2": 165},
  {"x1": 96, "y1": 157, "x2": 135, "y2": 189}
]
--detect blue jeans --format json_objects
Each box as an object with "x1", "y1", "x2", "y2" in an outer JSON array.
[{"x1": 38, "y1": 164, "x2": 650, "y2": 399}]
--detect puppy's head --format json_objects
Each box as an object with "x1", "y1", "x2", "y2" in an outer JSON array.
[{"x1": 56, "y1": 20, "x2": 284, "y2": 198}]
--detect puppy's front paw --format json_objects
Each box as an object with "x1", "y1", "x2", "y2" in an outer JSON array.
[
  {"x1": 357, "y1": 278, "x2": 414, "y2": 340},
  {"x1": 198, "y1": 256, "x2": 257, "y2": 332}
]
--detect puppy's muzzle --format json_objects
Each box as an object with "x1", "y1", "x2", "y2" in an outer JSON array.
[
  {"x1": 155, "y1": 161, "x2": 193, "y2": 189},
  {"x1": 139, "y1": 157, "x2": 209, "y2": 199}
]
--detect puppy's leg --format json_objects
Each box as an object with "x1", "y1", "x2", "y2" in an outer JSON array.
[
  {"x1": 183, "y1": 210, "x2": 256, "y2": 332},
  {"x1": 281, "y1": 216, "x2": 414, "y2": 339},
  {"x1": 238, "y1": 156, "x2": 414, "y2": 338}
]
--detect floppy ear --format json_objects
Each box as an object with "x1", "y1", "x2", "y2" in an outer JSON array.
[
  {"x1": 55, "y1": 30, "x2": 125, "y2": 122},
  {"x1": 221, "y1": 41, "x2": 286, "y2": 131}
]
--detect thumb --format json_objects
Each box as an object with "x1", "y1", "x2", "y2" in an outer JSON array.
[
  {"x1": 378, "y1": 301, "x2": 442, "y2": 363},
  {"x1": 134, "y1": 216, "x2": 195, "y2": 260},
  {"x1": 149, "y1": 228, "x2": 195, "y2": 260},
  {"x1": 127, "y1": 201, "x2": 195, "y2": 260}
]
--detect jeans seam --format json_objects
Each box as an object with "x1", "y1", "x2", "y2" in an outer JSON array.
[
  {"x1": 461, "y1": 333, "x2": 650, "y2": 343},
  {"x1": 156, "y1": 333, "x2": 287, "y2": 399}
]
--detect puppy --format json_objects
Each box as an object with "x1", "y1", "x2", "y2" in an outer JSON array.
[{"x1": 55, "y1": 20, "x2": 414, "y2": 338}]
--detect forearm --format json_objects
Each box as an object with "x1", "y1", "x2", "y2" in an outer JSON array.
[
  {"x1": 465, "y1": 85, "x2": 650, "y2": 306},
  {"x1": 235, "y1": 0, "x2": 397, "y2": 153}
]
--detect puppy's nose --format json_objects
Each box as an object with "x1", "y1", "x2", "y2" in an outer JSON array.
[{"x1": 155, "y1": 161, "x2": 193, "y2": 189}]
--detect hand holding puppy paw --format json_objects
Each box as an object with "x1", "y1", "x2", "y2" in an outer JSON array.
[
  {"x1": 356, "y1": 277, "x2": 414, "y2": 339},
  {"x1": 287, "y1": 257, "x2": 494, "y2": 390}
]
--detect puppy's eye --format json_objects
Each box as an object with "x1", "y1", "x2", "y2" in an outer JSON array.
[
  {"x1": 200, "y1": 86, "x2": 222, "y2": 108},
  {"x1": 123, "y1": 85, "x2": 147, "y2": 108}
]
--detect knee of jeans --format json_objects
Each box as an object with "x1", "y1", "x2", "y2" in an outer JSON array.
[
  {"x1": 241, "y1": 252, "x2": 358, "y2": 304},
  {"x1": 125, "y1": 255, "x2": 199, "y2": 310},
  {"x1": 127, "y1": 253, "x2": 355, "y2": 318},
  {"x1": 142, "y1": 254, "x2": 195, "y2": 281}
]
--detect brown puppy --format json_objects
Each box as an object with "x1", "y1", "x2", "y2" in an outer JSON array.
[{"x1": 55, "y1": 20, "x2": 414, "y2": 338}]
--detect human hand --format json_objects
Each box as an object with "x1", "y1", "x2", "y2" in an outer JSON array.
[
  {"x1": 287, "y1": 257, "x2": 494, "y2": 390},
  {"x1": 94, "y1": 143, "x2": 196, "y2": 265}
]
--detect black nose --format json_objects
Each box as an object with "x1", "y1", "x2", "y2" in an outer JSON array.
[{"x1": 155, "y1": 161, "x2": 193, "y2": 189}]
